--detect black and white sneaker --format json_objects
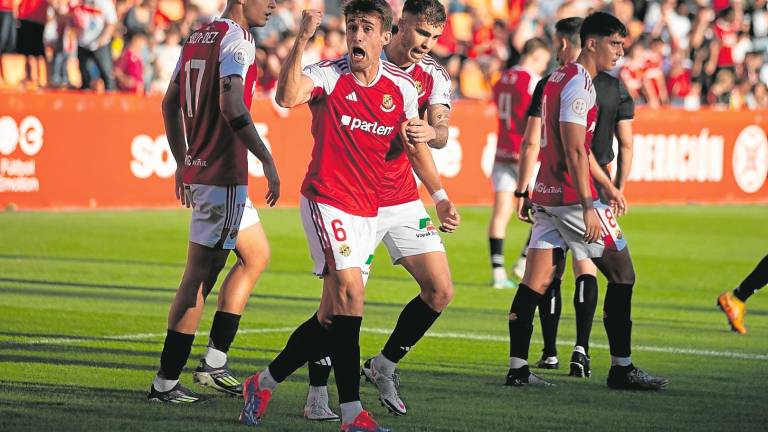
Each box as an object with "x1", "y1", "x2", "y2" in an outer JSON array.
[
  {"x1": 568, "y1": 351, "x2": 591, "y2": 378},
  {"x1": 607, "y1": 364, "x2": 669, "y2": 390},
  {"x1": 504, "y1": 365, "x2": 554, "y2": 387},
  {"x1": 533, "y1": 353, "x2": 559, "y2": 369},
  {"x1": 147, "y1": 382, "x2": 210, "y2": 403},
  {"x1": 192, "y1": 359, "x2": 242, "y2": 396}
]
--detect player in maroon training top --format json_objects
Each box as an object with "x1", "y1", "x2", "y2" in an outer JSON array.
[
  {"x1": 148, "y1": 0, "x2": 279, "y2": 404},
  {"x1": 239, "y1": 2, "x2": 439, "y2": 431},
  {"x1": 505, "y1": 12, "x2": 668, "y2": 391},
  {"x1": 487, "y1": 37, "x2": 550, "y2": 289},
  {"x1": 299, "y1": 0, "x2": 460, "y2": 418}
]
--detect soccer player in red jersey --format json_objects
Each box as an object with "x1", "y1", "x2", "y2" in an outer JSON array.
[
  {"x1": 487, "y1": 37, "x2": 550, "y2": 289},
  {"x1": 238, "y1": 2, "x2": 438, "y2": 430},
  {"x1": 301, "y1": 0, "x2": 460, "y2": 418},
  {"x1": 517, "y1": 18, "x2": 636, "y2": 377},
  {"x1": 505, "y1": 12, "x2": 668, "y2": 390},
  {"x1": 147, "y1": 0, "x2": 280, "y2": 403}
]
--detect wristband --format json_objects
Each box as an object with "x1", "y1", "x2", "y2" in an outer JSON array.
[
  {"x1": 431, "y1": 189, "x2": 448, "y2": 203},
  {"x1": 514, "y1": 189, "x2": 529, "y2": 198}
]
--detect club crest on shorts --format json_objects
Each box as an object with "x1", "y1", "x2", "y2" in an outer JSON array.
[
  {"x1": 415, "y1": 81, "x2": 424, "y2": 97},
  {"x1": 381, "y1": 94, "x2": 395, "y2": 112},
  {"x1": 339, "y1": 243, "x2": 352, "y2": 257},
  {"x1": 615, "y1": 229, "x2": 623, "y2": 240}
]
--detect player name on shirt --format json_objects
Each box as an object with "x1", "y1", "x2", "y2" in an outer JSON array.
[
  {"x1": 187, "y1": 32, "x2": 220, "y2": 44},
  {"x1": 300, "y1": 56, "x2": 419, "y2": 217}
]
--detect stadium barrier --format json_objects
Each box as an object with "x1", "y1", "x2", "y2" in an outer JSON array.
[{"x1": 0, "y1": 91, "x2": 766, "y2": 210}]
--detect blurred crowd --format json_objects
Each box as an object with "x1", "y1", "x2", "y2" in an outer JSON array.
[{"x1": 1, "y1": 0, "x2": 767, "y2": 109}]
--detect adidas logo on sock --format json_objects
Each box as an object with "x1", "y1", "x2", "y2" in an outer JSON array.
[
  {"x1": 315, "y1": 357, "x2": 332, "y2": 366},
  {"x1": 400, "y1": 346, "x2": 411, "y2": 352},
  {"x1": 346, "y1": 92, "x2": 358, "y2": 102}
]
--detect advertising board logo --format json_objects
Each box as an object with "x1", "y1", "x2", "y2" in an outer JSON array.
[
  {"x1": 131, "y1": 123, "x2": 272, "y2": 179},
  {"x1": 732, "y1": 125, "x2": 768, "y2": 193},
  {"x1": 0, "y1": 116, "x2": 43, "y2": 193}
]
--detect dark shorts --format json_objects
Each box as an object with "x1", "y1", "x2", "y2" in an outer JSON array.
[
  {"x1": 0, "y1": 11, "x2": 15, "y2": 54},
  {"x1": 16, "y1": 19, "x2": 44, "y2": 56}
]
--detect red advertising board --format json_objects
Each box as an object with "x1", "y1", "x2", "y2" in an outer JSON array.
[{"x1": 0, "y1": 91, "x2": 766, "y2": 210}]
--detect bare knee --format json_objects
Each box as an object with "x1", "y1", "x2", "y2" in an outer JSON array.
[
  {"x1": 421, "y1": 280, "x2": 453, "y2": 312},
  {"x1": 238, "y1": 247, "x2": 270, "y2": 280}
]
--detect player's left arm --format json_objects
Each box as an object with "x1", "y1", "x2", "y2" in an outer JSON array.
[
  {"x1": 407, "y1": 70, "x2": 453, "y2": 149},
  {"x1": 401, "y1": 79, "x2": 459, "y2": 232},
  {"x1": 613, "y1": 81, "x2": 635, "y2": 192},
  {"x1": 405, "y1": 138, "x2": 460, "y2": 232},
  {"x1": 162, "y1": 61, "x2": 188, "y2": 206},
  {"x1": 426, "y1": 103, "x2": 451, "y2": 149}
]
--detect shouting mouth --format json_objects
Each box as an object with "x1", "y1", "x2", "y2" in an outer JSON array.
[{"x1": 351, "y1": 46, "x2": 366, "y2": 61}]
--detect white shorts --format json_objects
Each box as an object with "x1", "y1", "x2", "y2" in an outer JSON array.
[
  {"x1": 529, "y1": 201, "x2": 627, "y2": 261},
  {"x1": 491, "y1": 161, "x2": 519, "y2": 192},
  {"x1": 239, "y1": 196, "x2": 261, "y2": 231},
  {"x1": 375, "y1": 200, "x2": 445, "y2": 265},
  {"x1": 300, "y1": 195, "x2": 377, "y2": 276},
  {"x1": 186, "y1": 184, "x2": 247, "y2": 250}
]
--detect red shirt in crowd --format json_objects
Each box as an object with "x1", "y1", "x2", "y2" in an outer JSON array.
[
  {"x1": 115, "y1": 49, "x2": 144, "y2": 93},
  {"x1": 17, "y1": 0, "x2": 47, "y2": 23}
]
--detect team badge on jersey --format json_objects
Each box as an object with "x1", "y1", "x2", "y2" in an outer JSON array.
[
  {"x1": 339, "y1": 243, "x2": 352, "y2": 257},
  {"x1": 381, "y1": 94, "x2": 395, "y2": 112},
  {"x1": 234, "y1": 48, "x2": 248, "y2": 65},
  {"x1": 415, "y1": 81, "x2": 424, "y2": 97}
]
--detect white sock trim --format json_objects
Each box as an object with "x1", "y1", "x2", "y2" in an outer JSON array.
[
  {"x1": 573, "y1": 345, "x2": 587, "y2": 356},
  {"x1": 204, "y1": 346, "x2": 228, "y2": 368},
  {"x1": 152, "y1": 376, "x2": 178, "y2": 393},
  {"x1": 258, "y1": 368, "x2": 279, "y2": 391},
  {"x1": 340, "y1": 401, "x2": 363, "y2": 424},
  {"x1": 611, "y1": 356, "x2": 632, "y2": 367},
  {"x1": 509, "y1": 357, "x2": 528, "y2": 369}
]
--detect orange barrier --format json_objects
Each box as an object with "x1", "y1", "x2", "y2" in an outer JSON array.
[{"x1": 0, "y1": 91, "x2": 766, "y2": 210}]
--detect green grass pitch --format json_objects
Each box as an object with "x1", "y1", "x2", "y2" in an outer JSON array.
[{"x1": 1, "y1": 205, "x2": 766, "y2": 431}]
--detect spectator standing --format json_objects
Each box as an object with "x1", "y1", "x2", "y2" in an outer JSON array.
[
  {"x1": 114, "y1": 31, "x2": 145, "y2": 93},
  {"x1": 72, "y1": 0, "x2": 117, "y2": 90},
  {"x1": 17, "y1": 0, "x2": 48, "y2": 87},
  {"x1": 150, "y1": 24, "x2": 180, "y2": 92},
  {"x1": 0, "y1": 0, "x2": 16, "y2": 83}
]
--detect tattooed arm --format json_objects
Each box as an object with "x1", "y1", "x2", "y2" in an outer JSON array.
[
  {"x1": 427, "y1": 104, "x2": 451, "y2": 149},
  {"x1": 219, "y1": 75, "x2": 280, "y2": 206}
]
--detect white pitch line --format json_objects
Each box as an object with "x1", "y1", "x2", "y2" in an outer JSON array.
[{"x1": 4, "y1": 327, "x2": 766, "y2": 361}]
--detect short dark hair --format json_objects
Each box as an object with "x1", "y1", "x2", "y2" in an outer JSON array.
[
  {"x1": 402, "y1": 0, "x2": 446, "y2": 27},
  {"x1": 555, "y1": 17, "x2": 583, "y2": 47},
  {"x1": 521, "y1": 37, "x2": 549, "y2": 57},
  {"x1": 579, "y1": 12, "x2": 628, "y2": 48},
  {"x1": 343, "y1": 0, "x2": 394, "y2": 33}
]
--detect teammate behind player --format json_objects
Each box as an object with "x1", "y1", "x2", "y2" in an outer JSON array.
[
  {"x1": 718, "y1": 255, "x2": 768, "y2": 334},
  {"x1": 488, "y1": 37, "x2": 550, "y2": 289},
  {"x1": 148, "y1": 0, "x2": 280, "y2": 403},
  {"x1": 302, "y1": 0, "x2": 460, "y2": 417},
  {"x1": 239, "y1": 2, "x2": 426, "y2": 430},
  {"x1": 505, "y1": 12, "x2": 668, "y2": 390}
]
